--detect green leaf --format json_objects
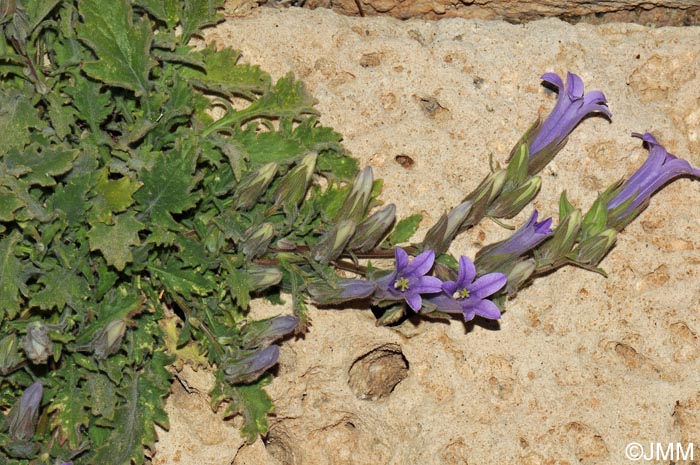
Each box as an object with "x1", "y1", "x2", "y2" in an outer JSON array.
[
  {"x1": 181, "y1": 45, "x2": 270, "y2": 97},
  {"x1": 159, "y1": 317, "x2": 207, "y2": 369},
  {"x1": 234, "y1": 127, "x2": 304, "y2": 165},
  {"x1": 134, "y1": 142, "x2": 200, "y2": 228},
  {"x1": 388, "y1": 214, "x2": 422, "y2": 245},
  {"x1": 148, "y1": 263, "x2": 214, "y2": 299},
  {"x1": 47, "y1": 173, "x2": 96, "y2": 224},
  {"x1": 0, "y1": 187, "x2": 25, "y2": 221},
  {"x1": 66, "y1": 77, "x2": 114, "y2": 133},
  {"x1": 91, "y1": 356, "x2": 172, "y2": 465},
  {"x1": 77, "y1": 0, "x2": 155, "y2": 95},
  {"x1": 212, "y1": 373, "x2": 274, "y2": 443},
  {"x1": 0, "y1": 231, "x2": 22, "y2": 319},
  {"x1": 202, "y1": 73, "x2": 319, "y2": 136},
  {"x1": 224, "y1": 260, "x2": 252, "y2": 309},
  {"x1": 0, "y1": 88, "x2": 43, "y2": 152},
  {"x1": 46, "y1": 92, "x2": 75, "y2": 141},
  {"x1": 48, "y1": 367, "x2": 90, "y2": 449},
  {"x1": 90, "y1": 170, "x2": 142, "y2": 224},
  {"x1": 30, "y1": 267, "x2": 89, "y2": 311},
  {"x1": 134, "y1": 0, "x2": 180, "y2": 28},
  {"x1": 87, "y1": 212, "x2": 145, "y2": 271},
  {"x1": 5, "y1": 144, "x2": 78, "y2": 187},
  {"x1": 246, "y1": 73, "x2": 318, "y2": 121},
  {"x1": 86, "y1": 372, "x2": 117, "y2": 423},
  {"x1": 23, "y1": 0, "x2": 62, "y2": 31},
  {"x1": 180, "y1": 0, "x2": 224, "y2": 43}
]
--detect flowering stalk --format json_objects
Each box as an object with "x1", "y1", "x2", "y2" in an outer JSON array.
[{"x1": 455, "y1": 72, "x2": 610, "y2": 234}]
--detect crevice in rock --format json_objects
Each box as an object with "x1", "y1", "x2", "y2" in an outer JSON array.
[{"x1": 347, "y1": 343, "x2": 409, "y2": 400}]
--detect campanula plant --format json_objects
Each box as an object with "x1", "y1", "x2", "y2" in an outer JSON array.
[{"x1": 1, "y1": 1, "x2": 700, "y2": 464}]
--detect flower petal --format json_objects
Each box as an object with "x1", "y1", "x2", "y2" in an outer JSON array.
[
  {"x1": 472, "y1": 299, "x2": 502, "y2": 320},
  {"x1": 413, "y1": 276, "x2": 444, "y2": 294},
  {"x1": 565, "y1": 72, "x2": 584, "y2": 98},
  {"x1": 426, "y1": 293, "x2": 463, "y2": 313},
  {"x1": 457, "y1": 256, "x2": 476, "y2": 288},
  {"x1": 405, "y1": 292, "x2": 423, "y2": 312},
  {"x1": 394, "y1": 248, "x2": 409, "y2": 272},
  {"x1": 404, "y1": 250, "x2": 435, "y2": 276},
  {"x1": 470, "y1": 272, "x2": 507, "y2": 299},
  {"x1": 541, "y1": 72, "x2": 564, "y2": 90}
]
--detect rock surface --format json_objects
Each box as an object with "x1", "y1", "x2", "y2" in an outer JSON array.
[
  {"x1": 156, "y1": 8, "x2": 700, "y2": 465},
  {"x1": 300, "y1": 0, "x2": 700, "y2": 24}
]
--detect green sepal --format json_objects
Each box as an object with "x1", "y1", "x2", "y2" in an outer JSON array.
[{"x1": 582, "y1": 195, "x2": 609, "y2": 239}]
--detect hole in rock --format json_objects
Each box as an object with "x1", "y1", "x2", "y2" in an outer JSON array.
[{"x1": 347, "y1": 343, "x2": 409, "y2": 400}]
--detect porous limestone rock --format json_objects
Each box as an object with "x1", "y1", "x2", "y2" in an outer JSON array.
[
  {"x1": 155, "y1": 8, "x2": 700, "y2": 465},
  {"x1": 300, "y1": 0, "x2": 700, "y2": 25}
]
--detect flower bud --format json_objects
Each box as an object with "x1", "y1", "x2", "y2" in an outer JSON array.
[
  {"x1": 422, "y1": 201, "x2": 472, "y2": 255},
  {"x1": 3, "y1": 381, "x2": 42, "y2": 442},
  {"x1": 241, "y1": 222, "x2": 274, "y2": 259},
  {"x1": 486, "y1": 176, "x2": 542, "y2": 219},
  {"x1": 505, "y1": 141, "x2": 530, "y2": 188},
  {"x1": 0, "y1": 334, "x2": 21, "y2": 375},
  {"x1": 246, "y1": 265, "x2": 283, "y2": 292},
  {"x1": 309, "y1": 278, "x2": 376, "y2": 305},
  {"x1": 536, "y1": 209, "x2": 582, "y2": 266},
  {"x1": 461, "y1": 169, "x2": 507, "y2": 232},
  {"x1": 273, "y1": 152, "x2": 317, "y2": 208},
  {"x1": 234, "y1": 162, "x2": 278, "y2": 210},
  {"x1": 240, "y1": 315, "x2": 299, "y2": 349},
  {"x1": 334, "y1": 167, "x2": 373, "y2": 223},
  {"x1": 311, "y1": 219, "x2": 356, "y2": 264},
  {"x1": 569, "y1": 229, "x2": 617, "y2": 266},
  {"x1": 503, "y1": 258, "x2": 536, "y2": 296},
  {"x1": 22, "y1": 321, "x2": 52, "y2": 365},
  {"x1": 91, "y1": 319, "x2": 127, "y2": 360},
  {"x1": 348, "y1": 204, "x2": 396, "y2": 253},
  {"x1": 223, "y1": 345, "x2": 280, "y2": 384}
]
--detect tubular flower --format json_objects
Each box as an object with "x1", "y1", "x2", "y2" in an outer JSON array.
[
  {"x1": 528, "y1": 72, "x2": 612, "y2": 175},
  {"x1": 426, "y1": 256, "x2": 507, "y2": 321},
  {"x1": 475, "y1": 210, "x2": 553, "y2": 273},
  {"x1": 607, "y1": 133, "x2": 700, "y2": 230},
  {"x1": 374, "y1": 248, "x2": 443, "y2": 312}
]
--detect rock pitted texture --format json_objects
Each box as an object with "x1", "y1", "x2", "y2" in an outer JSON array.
[
  {"x1": 304, "y1": 0, "x2": 700, "y2": 23},
  {"x1": 156, "y1": 8, "x2": 700, "y2": 465}
]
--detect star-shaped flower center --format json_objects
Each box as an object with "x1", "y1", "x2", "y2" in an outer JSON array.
[
  {"x1": 393, "y1": 277, "x2": 410, "y2": 292},
  {"x1": 453, "y1": 288, "x2": 470, "y2": 300}
]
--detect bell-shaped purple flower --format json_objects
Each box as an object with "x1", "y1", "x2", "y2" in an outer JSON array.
[
  {"x1": 607, "y1": 133, "x2": 700, "y2": 230},
  {"x1": 475, "y1": 210, "x2": 553, "y2": 273},
  {"x1": 527, "y1": 72, "x2": 612, "y2": 175},
  {"x1": 426, "y1": 256, "x2": 507, "y2": 321},
  {"x1": 374, "y1": 248, "x2": 443, "y2": 312}
]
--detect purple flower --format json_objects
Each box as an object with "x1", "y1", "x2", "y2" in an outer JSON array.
[
  {"x1": 426, "y1": 256, "x2": 507, "y2": 321},
  {"x1": 5, "y1": 381, "x2": 43, "y2": 441},
  {"x1": 223, "y1": 345, "x2": 280, "y2": 384},
  {"x1": 475, "y1": 210, "x2": 553, "y2": 273},
  {"x1": 607, "y1": 133, "x2": 700, "y2": 229},
  {"x1": 528, "y1": 72, "x2": 612, "y2": 174},
  {"x1": 375, "y1": 248, "x2": 443, "y2": 312}
]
